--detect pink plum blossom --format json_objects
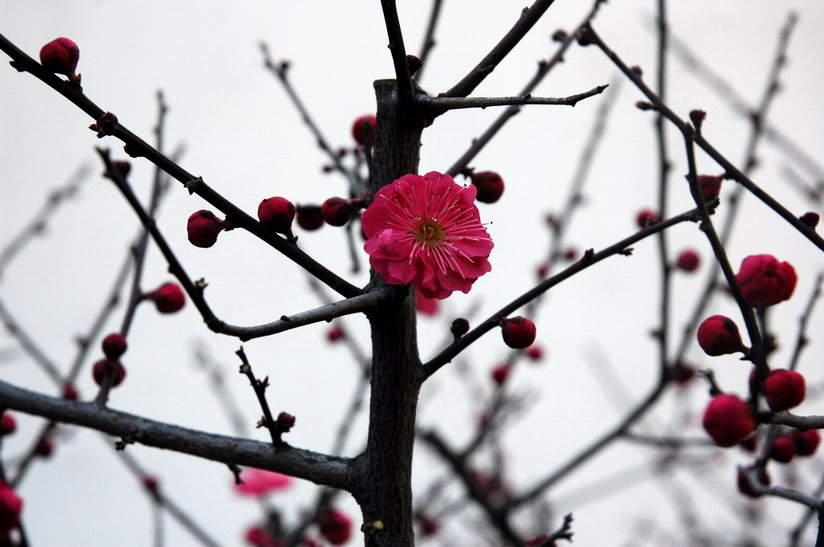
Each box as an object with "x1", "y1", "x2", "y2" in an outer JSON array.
[{"x1": 361, "y1": 172, "x2": 493, "y2": 299}]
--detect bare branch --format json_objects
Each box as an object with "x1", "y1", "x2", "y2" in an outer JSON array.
[
  {"x1": 0, "y1": 379, "x2": 352, "y2": 491},
  {"x1": 421, "y1": 85, "x2": 608, "y2": 112}
]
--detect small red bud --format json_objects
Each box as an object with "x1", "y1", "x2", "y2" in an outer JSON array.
[
  {"x1": 702, "y1": 394, "x2": 756, "y2": 447},
  {"x1": 275, "y1": 412, "x2": 295, "y2": 433},
  {"x1": 258, "y1": 197, "x2": 296, "y2": 236},
  {"x1": 318, "y1": 508, "x2": 352, "y2": 546},
  {"x1": 670, "y1": 362, "x2": 697, "y2": 386},
  {"x1": 501, "y1": 316, "x2": 537, "y2": 349},
  {"x1": 769, "y1": 435, "x2": 797, "y2": 463},
  {"x1": 187, "y1": 210, "x2": 226, "y2": 248},
  {"x1": 62, "y1": 383, "x2": 80, "y2": 401},
  {"x1": 689, "y1": 109, "x2": 706, "y2": 130},
  {"x1": 792, "y1": 429, "x2": 821, "y2": 456},
  {"x1": 536, "y1": 263, "x2": 550, "y2": 279},
  {"x1": 101, "y1": 333, "x2": 128, "y2": 360},
  {"x1": 675, "y1": 249, "x2": 700, "y2": 272},
  {"x1": 112, "y1": 160, "x2": 131, "y2": 177},
  {"x1": 0, "y1": 482, "x2": 23, "y2": 533},
  {"x1": 736, "y1": 254, "x2": 797, "y2": 308},
  {"x1": 296, "y1": 204, "x2": 325, "y2": 231},
  {"x1": 0, "y1": 414, "x2": 16, "y2": 437},
  {"x1": 630, "y1": 65, "x2": 643, "y2": 76},
  {"x1": 321, "y1": 197, "x2": 354, "y2": 227},
  {"x1": 406, "y1": 54, "x2": 423, "y2": 74},
  {"x1": 326, "y1": 326, "x2": 345, "y2": 343},
  {"x1": 450, "y1": 318, "x2": 469, "y2": 338},
  {"x1": 525, "y1": 345, "x2": 544, "y2": 361},
  {"x1": 635, "y1": 209, "x2": 660, "y2": 228},
  {"x1": 351, "y1": 115, "x2": 377, "y2": 146},
  {"x1": 697, "y1": 174, "x2": 724, "y2": 201},
  {"x1": 39, "y1": 37, "x2": 79, "y2": 76},
  {"x1": 563, "y1": 247, "x2": 579, "y2": 261},
  {"x1": 635, "y1": 101, "x2": 654, "y2": 111},
  {"x1": 144, "y1": 283, "x2": 185, "y2": 314},
  {"x1": 491, "y1": 364, "x2": 510, "y2": 385},
  {"x1": 696, "y1": 315, "x2": 745, "y2": 356},
  {"x1": 92, "y1": 359, "x2": 127, "y2": 387},
  {"x1": 416, "y1": 515, "x2": 439, "y2": 537},
  {"x1": 737, "y1": 465, "x2": 770, "y2": 498},
  {"x1": 35, "y1": 436, "x2": 55, "y2": 458},
  {"x1": 551, "y1": 29, "x2": 568, "y2": 42},
  {"x1": 470, "y1": 171, "x2": 505, "y2": 204},
  {"x1": 764, "y1": 369, "x2": 806, "y2": 411}
]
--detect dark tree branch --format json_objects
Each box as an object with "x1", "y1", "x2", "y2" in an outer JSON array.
[
  {"x1": 445, "y1": 0, "x2": 606, "y2": 176},
  {"x1": 380, "y1": 0, "x2": 415, "y2": 108},
  {"x1": 97, "y1": 148, "x2": 387, "y2": 342},
  {"x1": 441, "y1": 0, "x2": 559, "y2": 98},
  {"x1": 585, "y1": 24, "x2": 824, "y2": 252},
  {"x1": 415, "y1": 0, "x2": 444, "y2": 82},
  {"x1": 0, "y1": 379, "x2": 352, "y2": 491},
  {"x1": 423, "y1": 206, "x2": 703, "y2": 375},
  {"x1": 0, "y1": 33, "x2": 361, "y2": 299}
]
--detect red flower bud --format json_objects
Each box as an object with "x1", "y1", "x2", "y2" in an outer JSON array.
[
  {"x1": 525, "y1": 345, "x2": 544, "y2": 361},
  {"x1": 635, "y1": 209, "x2": 660, "y2": 228},
  {"x1": 450, "y1": 318, "x2": 470, "y2": 338},
  {"x1": 491, "y1": 364, "x2": 510, "y2": 385},
  {"x1": 0, "y1": 481, "x2": 23, "y2": 534},
  {"x1": 696, "y1": 315, "x2": 745, "y2": 356},
  {"x1": 296, "y1": 204, "x2": 325, "y2": 231},
  {"x1": 326, "y1": 326, "x2": 345, "y2": 343},
  {"x1": 275, "y1": 412, "x2": 295, "y2": 433},
  {"x1": 764, "y1": 369, "x2": 806, "y2": 411},
  {"x1": 675, "y1": 249, "x2": 700, "y2": 272},
  {"x1": 39, "y1": 37, "x2": 79, "y2": 76},
  {"x1": 258, "y1": 197, "x2": 296, "y2": 236},
  {"x1": 501, "y1": 316, "x2": 537, "y2": 349},
  {"x1": 0, "y1": 414, "x2": 16, "y2": 437},
  {"x1": 769, "y1": 435, "x2": 797, "y2": 463},
  {"x1": 351, "y1": 115, "x2": 377, "y2": 146},
  {"x1": 417, "y1": 514, "x2": 439, "y2": 537},
  {"x1": 245, "y1": 526, "x2": 277, "y2": 547},
  {"x1": 702, "y1": 394, "x2": 755, "y2": 447},
  {"x1": 697, "y1": 174, "x2": 724, "y2": 201},
  {"x1": 35, "y1": 437, "x2": 54, "y2": 458},
  {"x1": 470, "y1": 171, "x2": 505, "y2": 204},
  {"x1": 735, "y1": 254, "x2": 797, "y2": 308},
  {"x1": 144, "y1": 282, "x2": 186, "y2": 314},
  {"x1": 406, "y1": 54, "x2": 423, "y2": 75},
  {"x1": 792, "y1": 429, "x2": 821, "y2": 456},
  {"x1": 321, "y1": 197, "x2": 353, "y2": 227},
  {"x1": 62, "y1": 383, "x2": 80, "y2": 401},
  {"x1": 689, "y1": 109, "x2": 706, "y2": 128},
  {"x1": 670, "y1": 362, "x2": 697, "y2": 386},
  {"x1": 92, "y1": 359, "x2": 127, "y2": 387},
  {"x1": 318, "y1": 508, "x2": 352, "y2": 546},
  {"x1": 101, "y1": 333, "x2": 127, "y2": 360},
  {"x1": 187, "y1": 210, "x2": 226, "y2": 248},
  {"x1": 536, "y1": 263, "x2": 550, "y2": 279},
  {"x1": 737, "y1": 465, "x2": 770, "y2": 498}
]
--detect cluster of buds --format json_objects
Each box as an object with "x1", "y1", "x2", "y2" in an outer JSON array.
[{"x1": 92, "y1": 333, "x2": 128, "y2": 388}]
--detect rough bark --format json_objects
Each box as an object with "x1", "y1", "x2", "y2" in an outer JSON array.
[{"x1": 350, "y1": 79, "x2": 426, "y2": 546}]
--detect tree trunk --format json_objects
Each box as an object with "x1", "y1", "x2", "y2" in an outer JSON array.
[{"x1": 351, "y1": 80, "x2": 425, "y2": 546}]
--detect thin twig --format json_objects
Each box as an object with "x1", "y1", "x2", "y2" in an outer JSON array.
[{"x1": 422, "y1": 85, "x2": 608, "y2": 111}]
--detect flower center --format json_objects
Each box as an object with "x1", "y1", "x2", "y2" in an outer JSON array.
[{"x1": 412, "y1": 218, "x2": 446, "y2": 249}]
